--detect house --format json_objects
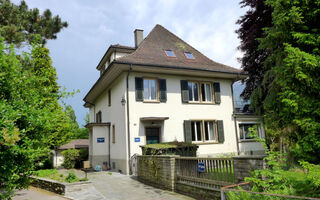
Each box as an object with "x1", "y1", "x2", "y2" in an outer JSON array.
[
  {"x1": 83, "y1": 24, "x2": 265, "y2": 174},
  {"x1": 52, "y1": 139, "x2": 89, "y2": 168}
]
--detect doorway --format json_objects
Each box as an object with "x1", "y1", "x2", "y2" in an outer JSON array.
[{"x1": 145, "y1": 127, "x2": 160, "y2": 144}]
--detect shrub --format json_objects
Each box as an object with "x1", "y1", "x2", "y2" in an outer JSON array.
[
  {"x1": 141, "y1": 141, "x2": 198, "y2": 156},
  {"x1": 65, "y1": 171, "x2": 79, "y2": 183},
  {"x1": 62, "y1": 149, "x2": 80, "y2": 169}
]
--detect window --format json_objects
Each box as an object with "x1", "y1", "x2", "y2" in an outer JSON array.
[
  {"x1": 191, "y1": 120, "x2": 217, "y2": 142},
  {"x1": 112, "y1": 124, "x2": 115, "y2": 144},
  {"x1": 96, "y1": 111, "x2": 102, "y2": 123},
  {"x1": 108, "y1": 89, "x2": 111, "y2": 106},
  {"x1": 143, "y1": 79, "x2": 157, "y2": 101},
  {"x1": 201, "y1": 83, "x2": 212, "y2": 102},
  {"x1": 239, "y1": 123, "x2": 260, "y2": 140},
  {"x1": 184, "y1": 52, "x2": 195, "y2": 59},
  {"x1": 164, "y1": 49, "x2": 176, "y2": 57},
  {"x1": 188, "y1": 82, "x2": 199, "y2": 102},
  {"x1": 187, "y1": 81, "x2": 213, "y2": 103}
]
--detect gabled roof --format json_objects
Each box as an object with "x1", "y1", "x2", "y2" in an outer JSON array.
[
  {"x1": 116, "y1": 24, "x2": 241, "y2": 74},
  {"x1": 58, "y1": 139, "x2": 89, "y2": 150},
  {"x1": 96, "y1": 44, "x2": 135, "y2": 70}
]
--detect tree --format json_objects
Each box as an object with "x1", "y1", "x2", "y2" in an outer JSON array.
[
  {"x1": 236, "y1": 0, "x2": 272, "y2": 105},
  {"x1": 0, "y1": 0, "x2": 68, "y2": 46},
  {"x1": 0, "y1": 39, "x2": 74, "y2": 199},
  {"x1": 258, "y1": 0, "x2": 320, "y2": 163}
]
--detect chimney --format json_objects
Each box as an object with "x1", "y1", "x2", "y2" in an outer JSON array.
[{"x1": 134, "y1": 29, "x2": 144, "y2": 48}]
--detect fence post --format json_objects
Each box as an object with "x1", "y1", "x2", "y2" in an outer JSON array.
[
  {"x1": 233, "y1": 155, "x2": 266, "y2": 183},
  {"x1": 170, "y1": 156, "x2": 176, "y2": 191},
  {"x1": 220, "y1": 189, "x2": 225, "y2": 200}
]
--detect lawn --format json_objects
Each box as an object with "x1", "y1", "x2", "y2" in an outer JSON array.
[{"x1": 34, "y1": 169, "x2": 88, "y2": 183}]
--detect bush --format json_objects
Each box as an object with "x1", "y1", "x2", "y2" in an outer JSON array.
[
  {"x1": 65, "y1": 171, "x2": 79, "y2": 183},
  {"x1": 62, "y1": 149, "x2": 80, "y2": 169},
  {"x1": 141, "y1": 141, "x2": 198, "y2": 156}
]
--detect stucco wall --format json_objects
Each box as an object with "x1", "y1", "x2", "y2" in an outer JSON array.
[
  {"x1": 235, "y1": 117, "x2": 265, "y2": 155},
  {"x1": 89, "y1": 74, "x2": 128, "y2": 173},
  {"x1": 128, "y1": 72, "x2": 238, "y2": 157}
]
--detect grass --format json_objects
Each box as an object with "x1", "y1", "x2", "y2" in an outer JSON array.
[{"x1": 34, "y1": 169, "x2": 84, "y2": 183}]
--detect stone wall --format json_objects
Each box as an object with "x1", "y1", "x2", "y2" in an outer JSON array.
[
  {"x1": 137, "y1": 155, "x2": 176, "y2": 191},
  {"x1": 30, "y1": 176, "x2": 92, "y2": 196},
  {"x1": 30, "y1": 177, "x2": 65, "y2": 195},
  {"x1": 233, "y1": 155, "x2": 266, "y2": 183}
]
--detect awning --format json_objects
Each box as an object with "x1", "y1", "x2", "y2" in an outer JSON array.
[
  {"x1": 140, "y1": 117, "x2": 169, "y2": 121},
  {"x1": 85, "y1": 122, "x2": 111, "y2": 128}
]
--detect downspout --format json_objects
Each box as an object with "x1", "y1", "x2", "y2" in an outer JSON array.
[
  {"x1": 231, "y1": 81, "x2": 240, "y2": 155},
  {"x1": 108, "y1": 125, "x2": 111, "y2": 169},
  {"x1": 126, "y1": 64, "x2": 132, "y2": 174}
]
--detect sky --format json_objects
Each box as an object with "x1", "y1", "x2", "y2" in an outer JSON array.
[{"x1": 13, "y1": 0, "x2": 247, "y2": 126}]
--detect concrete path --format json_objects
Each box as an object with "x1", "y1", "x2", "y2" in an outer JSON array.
[
  {"x1": 13, "y1": 186, "x2": 68, "y2": 200},
  {"x1": 87, "y1": 172, "x2": 194, "y2": 200}
]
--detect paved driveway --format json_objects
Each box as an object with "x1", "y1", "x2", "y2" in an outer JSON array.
[
  {"x1": 87, "y1": 172, "x2": 194, "y2": 200},
  {"x1": 13, "y1": 186, "x2": 68, "y2": 200}
]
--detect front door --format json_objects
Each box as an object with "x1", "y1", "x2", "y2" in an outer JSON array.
[{"x1": 146, "y1": 127, "x2": 160, "y2": 144}]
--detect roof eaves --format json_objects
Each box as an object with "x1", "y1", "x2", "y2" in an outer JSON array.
[{"x1": 113, "y1": 60, "x2": 247, "y2": 76}]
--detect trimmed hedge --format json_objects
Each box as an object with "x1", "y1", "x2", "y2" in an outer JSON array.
[{"x1": 141, "y1": 141, "x2": 198, "y2": 156}]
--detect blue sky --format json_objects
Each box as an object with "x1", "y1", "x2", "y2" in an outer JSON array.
[{"x1": 14, "y1": 0, "x2": 246, "y2": 126}]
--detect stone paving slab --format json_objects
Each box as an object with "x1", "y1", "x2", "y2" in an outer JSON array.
[
  {"x1": 13, "y1": 186, "x2": 68, "y2": 200},
  {"x1": 88, "y1": 172, "x2": 194, "y2": 200}
]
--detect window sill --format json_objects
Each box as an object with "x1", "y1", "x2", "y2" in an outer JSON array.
[
  {"x1": 143, "y1": 100, "x2": 160, "y2": 103},
  {"x1": 239, "y1": 139, "x2": 259, "y2": 143},
  {"x1": 186, "y1": 102, "x2": 216, "y2": 105},
  {"x1": 192, "y1": 141, "x2": 219, "y2": 145}
]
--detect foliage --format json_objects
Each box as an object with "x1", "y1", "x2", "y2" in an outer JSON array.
[
  {"x1": 0, "y1": 0, "x2": 68, "y2": 46},
  {"x1": 0, "y1": 38, "x2": 74, "y2": 199},
  {"x1": 62, "y1": 149, "x2": 80, "y2": 169},
  {"x1": 65, "y1": 171, "x2": 79, "y2": 183},
  {"x1": 141, "y1": 141, "x2": 198, "y2": 156},
  {"x1": 236, "y1": 0, "x2": 272, "y2": 101},
  {"x1": 238, "y1": 0, "x2": 320, "y2": 163}
]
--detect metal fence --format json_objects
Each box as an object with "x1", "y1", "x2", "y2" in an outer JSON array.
[
  {"x1": 221, "y1": 182, "x2": 320, "y2": 200},
  {"x1": 175, "y1": 157, "x2": 234, "y2": 191}
]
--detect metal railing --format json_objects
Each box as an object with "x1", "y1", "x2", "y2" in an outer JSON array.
[{"x1": 175, "y1": 157, "x2": 234, "y2": 191}]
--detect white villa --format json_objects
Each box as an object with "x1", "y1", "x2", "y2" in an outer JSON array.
[{"x1": 83, "y1": 24, "x2": 265, "y2": 174}]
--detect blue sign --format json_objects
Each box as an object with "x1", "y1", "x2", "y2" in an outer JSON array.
[
  {"x1": 134, "y1": 137, "x2": 140, "y2": 142},
  {"x1": 198, "y1": 162, "x2": 205, "y2": 173},
  {"x1": 97, "y1": 137, "x2": 105, "y2": 143}
]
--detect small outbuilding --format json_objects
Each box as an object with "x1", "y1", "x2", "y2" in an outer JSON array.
[{"x1": 52, "y1": 139, "x2": 89, "y2": 168}]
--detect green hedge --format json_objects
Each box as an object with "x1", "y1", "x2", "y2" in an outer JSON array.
[{"x1": 141, "y1": 141, "x2": 198, "y2": 156}]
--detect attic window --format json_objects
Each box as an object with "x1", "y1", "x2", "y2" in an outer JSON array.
[
  {"x1": 164, "y1": 50, "x2": 176, "y2": 57},
  {"x1": 184, "y1": 52, "x2": 195, "y2": 59}
]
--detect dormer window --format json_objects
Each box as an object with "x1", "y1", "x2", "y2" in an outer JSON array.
[
  {"x1": 164, "y1": 50, "x2": 176, "y2": 57},
  {"x1": 184, "y1": 52, "x2": 195, "y2": 59}
]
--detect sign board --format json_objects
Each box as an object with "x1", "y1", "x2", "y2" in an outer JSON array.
[
  {"x1": 97, "y1": 137, "x2": 105, "y2": 143},
  {"x1": 198, "y1": 162, "x2": 205, "y2": 173},
  {"x1": 134, "y1": 137, "x2": 140, "y2": 142}
]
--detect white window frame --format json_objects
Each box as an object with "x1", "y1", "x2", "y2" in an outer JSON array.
[
  {"x1": 143, "y1": 78, "x2": 158, "y2": 101},
  {"x1": 200, "y1": 82, "x2": 213, "y2": 103},
  {"x1": 238, "y1": 123, "x2": 261, "y2": 141},
  {"x1": 191, "y1": 120, "x2": 218, "y2": 143},
  {"x1": 188, "y1": 81, "x2": 200, "y2": 102}
]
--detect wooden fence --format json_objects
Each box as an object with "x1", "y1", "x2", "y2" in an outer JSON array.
[{"x1": 175, "y1": 157, "x2": 234, "y2": 191}]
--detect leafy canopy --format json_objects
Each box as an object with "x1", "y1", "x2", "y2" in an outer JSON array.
[{"x1": 0, "y1": 38, "x2": 74, "y2": 199}]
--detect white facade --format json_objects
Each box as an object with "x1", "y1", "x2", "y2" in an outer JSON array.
[{"x1": 87, "y1": 71, "x2": 265, "y2": 174}]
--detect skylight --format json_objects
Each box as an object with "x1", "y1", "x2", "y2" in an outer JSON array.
[
  {"x1": 164, "y1": 50, "x2": 176, "y2": 57},
  {"x1": 184, "y1": 52, "x2": 195, "y2": 59}
]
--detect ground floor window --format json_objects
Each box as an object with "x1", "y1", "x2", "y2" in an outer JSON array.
[
  {"x1": 239, "y1": 123, "x2": 260, "y2": 140},
  {"x1": 191, "y1": 120, "x2": 217, "y2": 142}
]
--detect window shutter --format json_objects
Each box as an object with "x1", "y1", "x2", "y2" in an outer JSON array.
[
  {"x1": 159, "y1": 79, "x2": 167, "y2": 102},
  {"x1": 214, "y1": 82, "x2": 221, "y2": 104},
  {"x1": 180, "y1": 80, "x2": 189, "y2": 103},
  {"x1": 135, "y1": 77, "x2": 143, "y2": 101},
  {"x1": 184, "y1": 120, "x2": 192, "y2": 143},
  {"x1": 217, "y1": 120, "x2": 224, "y2": 143}
]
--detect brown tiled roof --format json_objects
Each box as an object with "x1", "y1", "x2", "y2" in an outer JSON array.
[
  {"x1": 58, "y1": 139, "x2": 89, "y2": 150},
  {"x1": 116, "y1": 24, "x2": 242, "y2": 74}
]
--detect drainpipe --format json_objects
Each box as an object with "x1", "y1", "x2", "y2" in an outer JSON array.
[
  {"x1": 126, "y1": 64, "x2": 132, "y2": 174},
  {"x1": 231, "y1": 81, "x2": 240, "y2": 155},
  {"x1": 108, "y1": 125, "x2": 111, "y2": 169}
]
